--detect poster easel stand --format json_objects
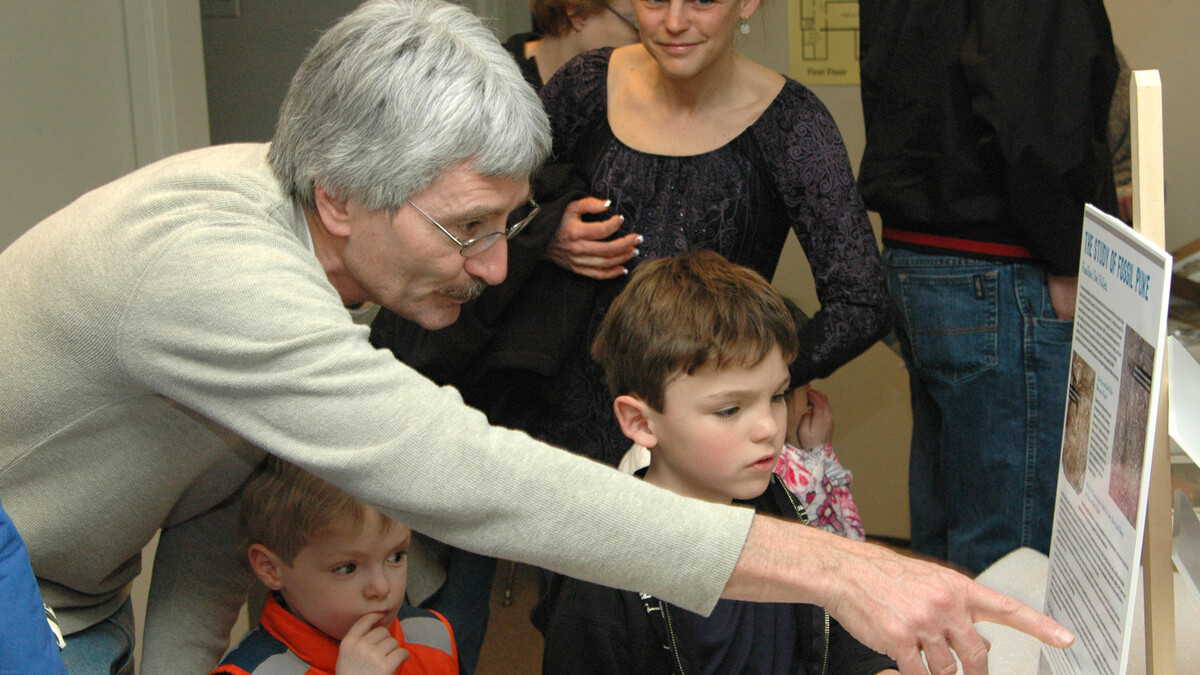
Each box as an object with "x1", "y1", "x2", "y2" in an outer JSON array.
[{"x1": 1131, "y1": 68, "x2": 1176, "y2": 675}]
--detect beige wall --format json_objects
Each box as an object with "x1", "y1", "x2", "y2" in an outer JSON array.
[
  {"x1": 0, "y1": 4, "x2": 137, "y2": 250},
  {"x1": 0, "y1": 0, "x2": 211, "y2": 252},
  {"x1": 1106, "y1": 0, "x2": 1200, "y2": 252}
]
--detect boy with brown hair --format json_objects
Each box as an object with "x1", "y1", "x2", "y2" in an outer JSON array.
[
  {"x1": 617, "y1": 296, "x2": 869, "y2": 541},
  {"x1": 536, "y1": 250, "x2": 897, "y2": 674},
  {"x1": 211, "y1": 457, "x2": 457, "y2": 675}
]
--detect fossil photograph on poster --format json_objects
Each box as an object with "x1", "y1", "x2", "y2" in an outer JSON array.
[
  {"x1": 1063, "y1": 352, "x2": 1097, "y2": 494},
  {"x1": 1108, "y1": 326, "x2": 1155, "y2": 526}
]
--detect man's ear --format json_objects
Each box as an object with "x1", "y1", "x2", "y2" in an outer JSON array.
[
  {"x1": 247, "y1": 544, "x2": 287, "y2": 591},
  {"x1": 313, "y1": 184, "x2": 355, "y2": 238},
  {"x1": 613, "y1": 394, "x2": 658, "y2": 449}
]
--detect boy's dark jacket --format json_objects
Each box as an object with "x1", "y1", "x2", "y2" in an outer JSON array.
[{"x1": 531, "y1": 474, "x2": 898, "y2": 674}]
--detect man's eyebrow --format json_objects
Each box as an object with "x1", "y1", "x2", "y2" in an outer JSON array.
[
  {"x1": 442, "y1": 205, "x2": 504, "y2": 224},
  {"x1": 441, "y1": 191, "x2": 533, "y2": 224}
]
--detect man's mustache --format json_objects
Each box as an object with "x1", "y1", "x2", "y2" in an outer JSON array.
[{"x1": 442, "y1": 279, "x2": 486, "y2": 302}]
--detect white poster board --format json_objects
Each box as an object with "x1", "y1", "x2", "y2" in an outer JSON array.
[{"x1": 1041, "y1": 205, "x2": 1173, "y2": 675}]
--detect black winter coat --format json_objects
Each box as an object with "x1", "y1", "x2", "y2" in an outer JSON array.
[{"x1": 533, "y1": 475, "x2": 897, "y2": 675}]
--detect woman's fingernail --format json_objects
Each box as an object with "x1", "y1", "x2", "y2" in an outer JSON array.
[
  {"x1": 621, "y1": 267, "x2": 629, "y2": 275},
  {"x1": 633, "y1": 248, "x2": 640, "y2": 257},
  {"x1": 636, "y1": 235, "x2": 644, "y2": 244},
  {"x1": 604, "y1": 199, "x2": 612, "y2": 208},
  {"x1": 619, "y1": 215, "x2": 625, "y2": 223}
]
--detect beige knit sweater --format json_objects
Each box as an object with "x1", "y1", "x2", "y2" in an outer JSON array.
[{"x1": 0, "y1": 144, "x2": 751, "y2": 672}]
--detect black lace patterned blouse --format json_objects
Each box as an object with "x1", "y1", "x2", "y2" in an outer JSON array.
[{"x1": 531, "y1": 48, "x2": 889, "y2": 466}]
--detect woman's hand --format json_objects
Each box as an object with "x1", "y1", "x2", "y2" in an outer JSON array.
[
  {"x1": 336, "y1": 613, "x2": 410, "y2": 675},
  {"x1": 544, "y1": 196, "x2": 640, "y2": 279}
]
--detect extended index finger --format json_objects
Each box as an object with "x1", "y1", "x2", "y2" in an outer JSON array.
[{"x1": 970, "y1": 583, "x2": 1073, "y2": 649}]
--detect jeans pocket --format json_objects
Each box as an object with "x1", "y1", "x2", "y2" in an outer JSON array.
[
  {"x1": 1023, "y1": 265, "x2": 1075, "y2": 345},
  {"x1": 1035, "y1": 315, "x2": 1075, "y2": 347},
  {"x1": 895, "y1": 269, "x2": 999, "y2": 383}
]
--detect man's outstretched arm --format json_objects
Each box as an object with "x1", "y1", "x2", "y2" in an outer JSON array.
[{"x1": 723, "y1": 515, "x2": 1074, "y2": 675}]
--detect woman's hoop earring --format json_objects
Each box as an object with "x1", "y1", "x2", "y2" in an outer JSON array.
[{"x1": 739, "y1": 17, "x2": 751, "y2": 34}]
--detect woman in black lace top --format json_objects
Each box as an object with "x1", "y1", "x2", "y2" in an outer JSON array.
[{"x1": 529, "y1": 0, "x2": 890, "y2": 466}]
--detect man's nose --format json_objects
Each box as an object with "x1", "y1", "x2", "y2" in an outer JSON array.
[{"x1": 465, "y1": 236, "x2": 509, "y2": 286}]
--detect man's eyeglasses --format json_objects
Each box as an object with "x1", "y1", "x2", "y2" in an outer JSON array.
[
  {"x1": 606, "y1": 5, "x2": 639, "y2": 32},
  {"x1": 407, "y1": 198, "x2": 540, "y2": 257}
]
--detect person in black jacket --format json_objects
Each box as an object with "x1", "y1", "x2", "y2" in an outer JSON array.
[
  {"x1": 534, "y1": 251, "x2": 898, "y2": 675},
  {"x1": 857, "y1": 0, "x2": 1120, "y2": 574}
]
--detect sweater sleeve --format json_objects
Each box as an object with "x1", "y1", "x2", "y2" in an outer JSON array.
[
  {"x1": 540, "y1": 48, "x2": 612, "y2": 165},
  {"x1": 117, "y1": 216, "x2": 753, "y2": 619},
  {"x1": 756, "y1": 83, "x2": 891, "y2": 384}
]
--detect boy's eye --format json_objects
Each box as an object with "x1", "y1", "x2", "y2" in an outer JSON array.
[
  {"x1": 714, "y1": 406, "x2": 739, "y2": 418},
  {"x1": 387, "y1": 550, "x2": 407, "y2": 565},
  {"x1": 332, "y1": 562, "x2": 357, "y2": 576},
  {"x1": 771, "y1": 392, "x2": 788, "y2": 404}
]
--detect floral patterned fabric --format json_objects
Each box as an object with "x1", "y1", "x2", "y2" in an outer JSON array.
[
  {"x1": 619, "y1": 442, "x2": 866, "y2": 540},
  {"x1": 774, "y1": 442, "x2": 865, "y2": 541},
  {"x1": 532, "y1": 49, "x2": 889, "y2": 466}
]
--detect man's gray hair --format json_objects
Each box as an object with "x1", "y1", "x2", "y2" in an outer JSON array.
[{"x1": 269, "y1": 0, "x2": 551, "y2": 211}]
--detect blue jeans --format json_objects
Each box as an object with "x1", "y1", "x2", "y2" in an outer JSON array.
[
  {"x1": 885, "y1": 248, "x2": 1072, "y2": 574},
  {"x1": 59, "y1": 599, "x2": 135, "y2": 675}
]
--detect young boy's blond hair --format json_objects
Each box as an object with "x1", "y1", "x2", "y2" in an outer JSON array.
[
  {"x1": 591, "y1": 250, "x2": 799, "y2": 411},
  {"x1": 238, "y1": 456, "x2": 397, "y2": 566}
]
